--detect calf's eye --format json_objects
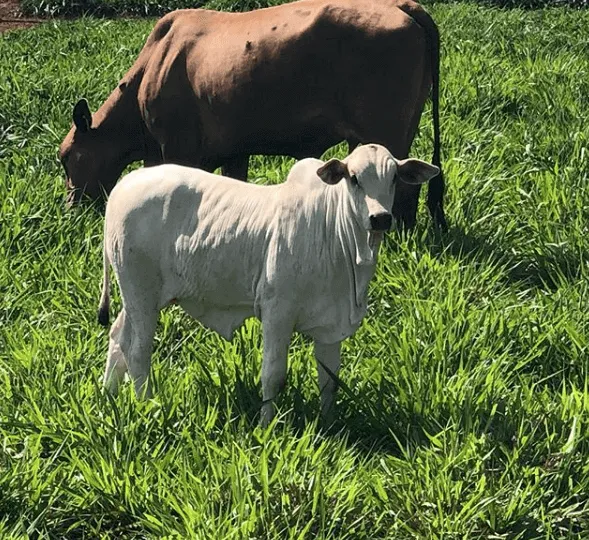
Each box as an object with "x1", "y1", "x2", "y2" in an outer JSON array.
[{"x1": 350, "y1": 175, "x2": 359, "y2": 187}]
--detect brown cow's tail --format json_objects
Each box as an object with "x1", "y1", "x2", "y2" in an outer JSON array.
[
  {"x1": 401, "y1": 3, "x2": 448, "y2": 231},
  {"x1": 426, "y1": 17, "x2": 448, "y2": 231},
  {"x1": 97, "y1": 231, "x2": 110, "y2": 327}
]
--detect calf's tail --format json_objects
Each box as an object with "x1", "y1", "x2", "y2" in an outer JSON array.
[{"x1": 97, "y1": 234, "x2": 110, "y2": 327}]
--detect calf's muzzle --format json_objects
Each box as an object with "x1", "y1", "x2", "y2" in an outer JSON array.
[{"x1": 369, "y1": 212, "x2": 393, "y2": 231}]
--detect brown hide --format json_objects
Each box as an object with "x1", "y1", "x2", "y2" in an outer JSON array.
[{"x1": 59, "y1": 0, "x2": 446, "y2": 229}]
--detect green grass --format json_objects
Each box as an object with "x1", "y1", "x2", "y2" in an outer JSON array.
[
  {"x1": 19, "y1": 0, "x2": 287, "y2": 18},
  {"x1": 18, "y1": 0, "x2": 589, "y2": 20},
  {"x1": 1, "y1": 4, "x2": 589, "y2": 538}
]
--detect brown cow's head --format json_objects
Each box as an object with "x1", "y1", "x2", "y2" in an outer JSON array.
[{"x1": 59, "y1": 99, "x2": 129, "y2": 207}]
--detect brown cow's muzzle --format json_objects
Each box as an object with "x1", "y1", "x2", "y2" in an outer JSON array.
[
  {"x1": 65, "y1": 182, "x2": 78, "y2": 208},
  {"x1": 65, "y1": 176, "x2": 101, "y2": 207},
  {"x1": 66, "y1": 190, "x2": 76, "y2": 208},
  {"x1": 65, "y1": 180, "x2": 85, "y2": 208}
]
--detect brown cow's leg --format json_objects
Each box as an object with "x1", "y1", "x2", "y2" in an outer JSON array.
[
  {"x1": 143, "y1": 130, "x2": 164, "y2": 168},
  {"x1": 222, "y1": 156, "x2": 249, "y2": 181},
  {"x1": 347, "y1": 138, "x2": 361, "y2": 153},
  {"x1": 150, "y1": 106, "x2": 202, "y2": 168},
  {"x1": 393, "y1": 181, "x2": 421, "y2": 230},
  {"x1": 160, "y1": 140, "x2": 201, "y2": 168},
  {"x1": 144, "y1": 151, "x2": 163, "y2": 167}
]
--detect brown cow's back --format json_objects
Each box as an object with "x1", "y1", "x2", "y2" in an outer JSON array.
[{"x1": 137, "y1": 0, "x2": 429, "y2": 166}]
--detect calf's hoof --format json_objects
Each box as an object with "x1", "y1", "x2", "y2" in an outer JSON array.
[{"x1": 260, "y1": 402, "x2": 276, "y2": 429}]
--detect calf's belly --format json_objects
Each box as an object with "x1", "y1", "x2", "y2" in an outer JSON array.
[{"x1": 178, "y1": 298, "x2": 255, "y2": 341}]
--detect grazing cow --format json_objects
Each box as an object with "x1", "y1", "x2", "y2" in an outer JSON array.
[
  {"x1": 97, "y1": 144, "x2": 439, "y2": 425},
  {"x1": 60, "y1": 0, "x2": 447, "y2": 229}
]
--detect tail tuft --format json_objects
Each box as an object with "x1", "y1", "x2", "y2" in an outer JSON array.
[
  {"x1": 427, "y1": 170, "x2": 448, "y2": 231},
  {"x1": 98, "y1": 221, "x2": 111, "y2": 327},
  {"x1": 98, "y1": 305, "x2": 110, "y2": 327}
]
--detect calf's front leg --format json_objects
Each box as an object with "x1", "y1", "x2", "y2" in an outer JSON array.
[
  {"x1": 314, "y1": 340, "x2": 342, "y2": 423},
  {"x1": 260, "y1": 317, "x2": 293, "y2": 428}
]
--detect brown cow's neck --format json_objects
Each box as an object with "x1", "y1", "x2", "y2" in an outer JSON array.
[{"x1": 94, "y1": 85, "x2": 147, "y2": 165}]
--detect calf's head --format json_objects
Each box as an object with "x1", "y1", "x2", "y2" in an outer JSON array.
[
  {"x1": 317, "y1": 144, "x2": 439, "y2": 261},
  {"x1": 59, "y1": 99, "x2": 128, "y2": 207}
]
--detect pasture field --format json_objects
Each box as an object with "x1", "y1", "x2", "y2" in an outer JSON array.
[
  {"x1": 19, "y1": 0, "x2": 287, "y2": 18},
  {"x1": 1, "y1": 5, "x2": 589, "y2": 538}
]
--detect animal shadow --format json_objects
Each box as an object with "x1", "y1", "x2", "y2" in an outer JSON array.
[{"x1": 425, "y1": 224, "x2": 586, "y2": 291}]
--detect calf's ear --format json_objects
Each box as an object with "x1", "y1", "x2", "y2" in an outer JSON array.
[
  {"x1": 317, "y1": 158, "x2": 350, "y2": 185},
  {"x1": 396, "y1": 158, "x2": 440, "y2": 185},
  {"x1": 73, "y1": 98, "x2": 92, "y2": 133}
]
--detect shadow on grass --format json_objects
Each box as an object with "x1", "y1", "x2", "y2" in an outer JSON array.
[
  {"x1": 423, "y1": 224, "x2": 587, "y2": 291},
  {"x1": 193, "y1": 351, "x2": 574, "y2": 465},
  {"x1": 185, "y1": 361, "x2": 449, "y2": 456}
]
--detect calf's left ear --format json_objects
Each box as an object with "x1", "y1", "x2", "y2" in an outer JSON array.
[
  {"x1": 317, "y1": 158, "x2": 350, "y2": 185},
  {"x1": 396, "y1": 158, "x2": 440, "y2": 185}
]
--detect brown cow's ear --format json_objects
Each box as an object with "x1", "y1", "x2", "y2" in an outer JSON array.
[
  {"x1": 317, "y1": 158, "x2": 349, "y2": 185},
  {"x1": 396, "y1": 158, "x2": 440, "y2": 185},
  {"x1": 73, "y1": 98, "x2": 92, "y2": 133}
]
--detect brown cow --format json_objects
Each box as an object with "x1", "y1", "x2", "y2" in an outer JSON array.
[{"x1": 59, "y1": 0, "x2": 447, "y2": 229}]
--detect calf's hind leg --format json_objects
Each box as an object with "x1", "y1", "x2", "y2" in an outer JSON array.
[
  {"x1": 120, "y1": 309, "x2": 158, "y2": 399},
  {"x1": 103, "y1": 310, "x2": 128, "y2": 394},
  {"x1": 114, "y1": 264, "x2": 161, "y2": 398}
]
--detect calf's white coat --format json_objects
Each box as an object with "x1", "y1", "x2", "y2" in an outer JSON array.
[{"x1": 98, "y1": 144, "x2": 438, "y2": 425}]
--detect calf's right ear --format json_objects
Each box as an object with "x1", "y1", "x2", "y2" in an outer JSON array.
[
  {"x1": 317, "y1": 158, "x2": 350, "y2": 185},
  {"x1": 73, "y1": 98, "x2": 92, "y2": 133},
  {"x1": 396, "y1": 158, "x2": 440, "y2": 185}
]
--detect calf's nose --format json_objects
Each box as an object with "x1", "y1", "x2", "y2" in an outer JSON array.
[{"x1": 369, "y1": 212, "x2": 392, "y2": 231}]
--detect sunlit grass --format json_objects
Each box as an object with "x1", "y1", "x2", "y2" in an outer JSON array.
[{"x1": 1, "y1": 5, "x2": 588, "y2": 537}]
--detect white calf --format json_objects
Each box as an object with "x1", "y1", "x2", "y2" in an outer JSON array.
[{"x1": 98, "y1": 144, "x2": 439, "y2": 425}]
